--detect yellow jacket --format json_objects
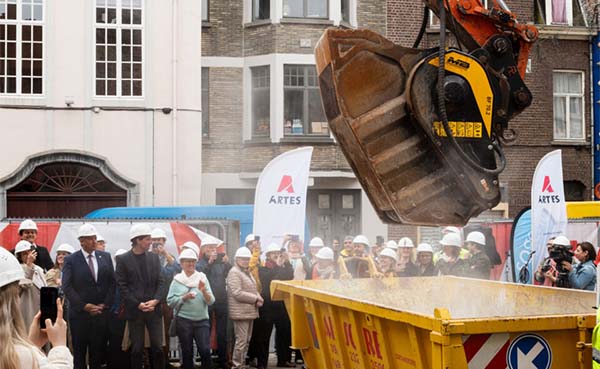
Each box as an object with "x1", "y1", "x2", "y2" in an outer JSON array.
[{"x1": 249, "y1": 246, "x2": 262, "y2": 292}]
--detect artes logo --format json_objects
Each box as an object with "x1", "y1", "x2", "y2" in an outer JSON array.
[
  {"x1": 269, "y1": 175, "x2": 302, "y2": 205},
  {"x1": 538, "y1": 175, "x2": 560, "y2": 204},
  {"x1": 277, "y1": 175, "x2": 295, "y2": 194},
  {"x1": 541, "y1": 176, "x2": 554, "y2": 193}
]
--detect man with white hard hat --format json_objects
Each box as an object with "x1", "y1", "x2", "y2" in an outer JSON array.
[
  {"x1": 464, "y1": 231, "x2": 492, "y2": 280},
  {"x1": 115, "y1": 223, "x2": 167, "y2": 369},
  {"x1": 308, "y1": 236, "x2": 325, "y2": 264},
  {"x1": 17, "y1": 218, "x2": 54, "y2": 271},
  {"x1": 96, "y1": 234, "x2": 106, "y2": 252},
  {"x1": 62, "y1": 223, "x2": 116, "y2": 369}
]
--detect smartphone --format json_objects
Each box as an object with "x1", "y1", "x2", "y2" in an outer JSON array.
[
  {"x1": 40, "y1": 287, "x2": 59, "y2": 329},
  {"x1": 216, "y1": 253, "x2": 225, "y2": 262}
]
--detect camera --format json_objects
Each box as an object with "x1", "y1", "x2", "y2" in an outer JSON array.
[
  {"x1": 216, "y1": 253, "x2": 225, "y2": 262},
  {"x1": 543, "y1": 244, "x2": 573, "y2": 288}
]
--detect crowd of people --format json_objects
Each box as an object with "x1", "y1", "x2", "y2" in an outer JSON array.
[{"x1": 0, "y1": 219, "x2": 597, "y2": 369}]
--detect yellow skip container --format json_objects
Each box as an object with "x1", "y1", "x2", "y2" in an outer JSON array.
[{"x1": 271, "y1": 277, "x2": 596, "y2": 369}]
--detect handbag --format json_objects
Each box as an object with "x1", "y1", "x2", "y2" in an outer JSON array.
[{"x1": 168, "y1": 288, "x2": 191, "y2": 337}]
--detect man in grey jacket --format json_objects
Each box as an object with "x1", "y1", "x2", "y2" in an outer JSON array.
[{"x1": 226, "y1": 247, "x2": 263, "y2": 369}]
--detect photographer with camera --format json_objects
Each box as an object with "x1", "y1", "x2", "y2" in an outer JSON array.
[
  {"x1": 561, "y1": 242, "x2": 596, "y2": 291},
  {"x1": 535, "y1": 236, "x2": 574, "y2": 288}
]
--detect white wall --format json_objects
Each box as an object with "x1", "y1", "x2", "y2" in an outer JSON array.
[{"x1": 0, "y1": 0, "x2": 203, "y2": 209}]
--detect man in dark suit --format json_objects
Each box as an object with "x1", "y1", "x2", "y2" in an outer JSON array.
[
  {"x1": 116, "y1": 223, "x2": 167, "y2": 369},
  {"x1": 62, "y1": 223, "x2": 115, "y2": 369},
  {"x1": 18, "y1": 218, "x2": 54, "y2": 271}
]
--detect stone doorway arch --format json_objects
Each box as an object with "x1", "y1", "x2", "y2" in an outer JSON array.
[{"x1": 0, "y1": 150, "x2": 139, "y2": 218}]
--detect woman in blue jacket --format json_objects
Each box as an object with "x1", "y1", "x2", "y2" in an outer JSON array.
[
  {"x1": 563, "y1": 242, "x2": 597, "y2": 291},
  {"x1": 167, "y1": 249, "x2": 215, "y2": 369}
]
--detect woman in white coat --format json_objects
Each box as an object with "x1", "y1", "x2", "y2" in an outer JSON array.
[{"x1": 0, "y1": 246, "x2": 72, "y2": 369}]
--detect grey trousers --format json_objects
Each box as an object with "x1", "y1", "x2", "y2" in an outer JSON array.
[{"x1": 232, "y1": 319, "x2": 254, "y2": 369}]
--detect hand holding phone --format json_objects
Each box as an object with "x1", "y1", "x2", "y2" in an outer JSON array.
[{"x1": 40, "y1": 287, "x2": 59, "y2": 329}]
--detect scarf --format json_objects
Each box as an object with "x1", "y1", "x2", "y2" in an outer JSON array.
[{"x1": 173, "y1": 270, "x2": 204, "y2": 288}]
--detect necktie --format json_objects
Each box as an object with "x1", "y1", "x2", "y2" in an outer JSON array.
[{"x1": 88, "y1": 254, "x2": 96, "y2": 282}]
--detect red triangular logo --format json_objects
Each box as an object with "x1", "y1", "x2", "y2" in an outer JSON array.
[
  {"x1": 277, "y1": 175, "x2": 295, "y2": 193},
  {"x1": 541, "y1": 176, "x2": 554, "y2": 193}
]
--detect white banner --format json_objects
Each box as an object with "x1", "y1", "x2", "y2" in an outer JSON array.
[
  {"x1": 253, "y1": 147, "x2": 313, "y2": 248},
  {"x1": 531, "y1": 150, "x2": 568, "y2": 276}
]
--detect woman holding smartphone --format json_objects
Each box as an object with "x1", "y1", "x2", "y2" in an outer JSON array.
[{"x1": 0, "y1": 246, "x2": 72, "y2": 369}]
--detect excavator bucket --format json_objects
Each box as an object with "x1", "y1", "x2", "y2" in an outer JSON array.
[{"x1": 315, "y1": 28, "x2": 505, "y2": 226}]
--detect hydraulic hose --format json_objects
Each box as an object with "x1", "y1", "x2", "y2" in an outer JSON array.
[{"x1": 412, "y1": 5, "x2": 429, "y2": 48}]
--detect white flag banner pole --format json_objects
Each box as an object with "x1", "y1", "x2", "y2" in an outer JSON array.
[
  {"x1": 530, "y1": 149, "x2": 568, "y2": 280},
  {"x1": 253, "y1": 147, "x2": 313, "y2": 248}
]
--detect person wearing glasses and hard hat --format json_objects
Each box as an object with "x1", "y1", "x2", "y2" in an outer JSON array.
[
  {"x1": 464, "y1": 231, "x2": 492, "y2": 280},
  {"x1": 18, "y1": 219, "x2": 54, "y2": 271},
  {"x1": 0, "y1": 246, "x2": 72, "y2": 369}
]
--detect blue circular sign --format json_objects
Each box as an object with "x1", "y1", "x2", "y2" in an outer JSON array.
[{"x1": 507, "y1": 333, "x2": 552, "y2": 369}]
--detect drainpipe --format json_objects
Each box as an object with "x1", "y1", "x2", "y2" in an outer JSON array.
[{"x1": 172, "y1": 0, "x2": 179, "y2": 205}]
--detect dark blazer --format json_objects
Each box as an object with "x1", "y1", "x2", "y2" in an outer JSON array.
[
  {"x1": 115, "y1": 250, "x2": 167, "y2": 320},
  {"x1": 34, "y1": 244, "x2": 54, "y2": 271},
  {"x1": 62, "y1": 249, "x2": 116, "y2": 318}
]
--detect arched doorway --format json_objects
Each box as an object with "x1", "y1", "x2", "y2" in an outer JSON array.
[
  {"x1": 0, "y1": 151, "x2": 139, "y2": 218},
  {"x1": 7, "y1": 162, "x2": 127, "y2": 218}
]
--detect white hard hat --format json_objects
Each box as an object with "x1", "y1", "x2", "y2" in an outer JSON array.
[
  {"x1": 115, "y1": 249, "x2": 128, "y2": 257},
  {"x1": 0, "y1": 246, "x2": 25, "y2": 288},
  {"x1": 315, "y1": 247, "x2": 334, "y2": 261},
  {"x1": 151, "y1": 228, "x2": 167, "y2": 239},
  {"x1": 14, "y1": 240, "x2": 33, "y2": 254},
  {"x1": 265, "y1": 243, "x2": 282, "y2": 255},
  {"x1": 56, "y1": 243, "x2": 75, "y2": 254},
  {"x1": 235, "y1": 247, "x2": 252, "y2": 258},
  {"x1": 96, "y1": 234, "x2": 105, "y2": 242},
  {"x1": 440, "y1": 232, "x2": 462, "y2": 247},
  {"x1": 353, "y1": 235, "x2": 369, "y2": 246},
  {"x1": 386, "y1": 240, "x2": 398, "y2": 250},
  {"x1": 443, "y1": 226, "x2": 461, "y2": 235},
  {"x1": 309, "y1": 237, "x2": 324, "y2": 248},
  {"x1": 398, "y1": 237, "x2": 414, "y2": 248},
  {"x1": 181, "y1": 241, "x2": 200, "y2": 256},
  {"x1": 552, "y1": 235, "x2": 571, "y2": 246},
  {"x1": 129, "y1": 223, "x2": 152, "y2": 241},
  {"x1": 417, "y1": 243, "x2": 434, "y2": 253},
  {"x1": 245, "y1": 234, "x2": 256, "y2": 245},
  {"x1": 18, "y1": 219, "x2": 38, "y2": 232},
  {"x1": 179, "y1": 248, "x2": 198, "y2": 262},
  {"x1": 78, "y1": 224, "x2": 98, "y2": 239},
  {"x1": 379, "y1": 248, "x2": 398, "y2": 262},
  {"x1": 466, "y1": 231, "x2": 486, "y2": 246}
]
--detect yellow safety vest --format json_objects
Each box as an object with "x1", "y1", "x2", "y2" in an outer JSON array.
[{"x1": 593, "y1": 308, "x2": 600, "y2": 368}]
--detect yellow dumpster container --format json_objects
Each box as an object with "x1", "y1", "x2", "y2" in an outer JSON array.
[{"x1": 272, "y1": 277, "x2": 596, "y2": 369}]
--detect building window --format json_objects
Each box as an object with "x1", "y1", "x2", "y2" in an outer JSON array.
[
  {"x1": 202, "y1": 67, "x2": 209, "y2": 137},
  {"x1": 202, "y1": 0, "x2": 208, "y2": 21},
  {"x1": 251, "y1": 66, "x2": 270, "y2": 137},
  {"x1": 0, "y1": 0, "x2": 44, "y2": 95},
  {"x1": 535, "y1": 0, "x2": 587, "y2": 26},
  {"x1": 283, "y1": 0, "x2": 327, "y2": 18},
  {"x1": 284, "y1": 65, "x2": 328, "y2": 136},
  {"x1": 341, "y1": 0, "x2": 349, "y2": 22},
  {"x1": 553, "y1": 71, "x2": 584, "y2": 141},
  {"x1": 95, "y1": 0, "x2": 143, "y2": 97},
  {"x1": 252, "y1": 0, "x2": 269, "y2": 20}
]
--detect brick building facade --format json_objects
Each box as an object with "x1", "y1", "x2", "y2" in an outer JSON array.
[{"x1": 201, "y1": 0, "x2": 597, "y2": 245}]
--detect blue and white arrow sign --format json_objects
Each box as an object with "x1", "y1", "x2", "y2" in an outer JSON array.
[{"x1": 507, "y1": 334, "x2": 552, "y2": 369}]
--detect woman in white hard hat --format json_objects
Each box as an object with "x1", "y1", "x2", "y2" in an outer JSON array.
[
  {"x1": 312, "y1": 247, "x2": 337, "y2": 280},
  {"x1": 435, "y1": 233, "x2": 468, "y2": 276},
  {"x1": 464, "y1": 232, "x2": 492, "y2": 280},
  {"x1": 396, "y1": 237, "x2": 418, "y2": 277},
  {"x1": 226, "y1": 247, "x2": 263, "y2": 369},
  {"x1": 14, "y1": 240, "x2": 47, "y2": 329},
  {"x1": 0, "y1": 246, "x2": 72, "y2": 369},
  {"x1": 377, "y1": 248, "x2": 398, "y2": 277},
  {"x1": 415, "y1": 243, "x2": 436, "y2": 276},
  {"x1": 46, "y1": 244, "x2": 75, "y2": 288},
  {"x1": 167, "y1": 249, "x2": 215, "y2": 369}
]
